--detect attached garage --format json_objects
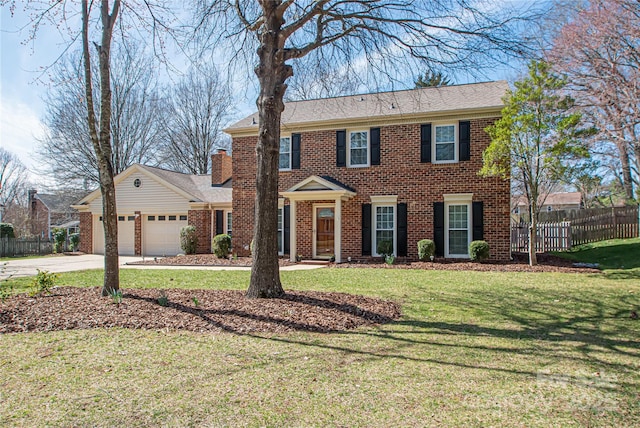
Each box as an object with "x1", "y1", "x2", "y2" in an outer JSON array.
[
  {"x1": 92, "y1": 214, "x2": 136, "y2": 255},
  {"x1": 143, "y1": 214, "x2": 188, "y2": 256},
  {"x1": 73, "y1": 158, "x2": 232, "y2": 257}
]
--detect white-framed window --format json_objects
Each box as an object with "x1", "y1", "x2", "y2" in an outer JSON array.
[
  {"x1": 349, "y1": 130, "x2": 369, "y2": 167},
  {"x1": 433, "y1": 124, "x2": 457, "y2": 163},
  {"x1": 444, "y1": 194, "x2": 472, "y2": 258},
  {"x1": 514, "y1": 206, "x2": 520, "y2": 215},
  {"x1": 371, "y1": 196, "x2": 397, "y2": 257},
  {"x1": 279, "y1": 136, "x2": 291, "y2": 170},
  {"x1": 277, "y1": 207, "x2": 284, "y2": 255},
  {"x1": 226, "y1": 211, "x2": 233, "y2": 237}
]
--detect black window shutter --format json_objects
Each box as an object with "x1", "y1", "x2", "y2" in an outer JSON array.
[
  {"x1": 336, "y1": 130, "x2": 346, "y2": 167},
  {"x1": 472, "y1": 201, "x2": 484, "y2": 241},
  {"x1": 291, "y1": 134, "x2": 301, "y2": 169},
  {"x1": 459, "y1": 121, "x2": 471, "y2": 161},
  {"x1": 397, "y1": 202, "x2": 407, "y2": 257},
  {"x1": 434, "y1": 202, "x2": 444, "y2": 257},
  {"x1": 284, "y1": 205, "x2": 291, "y2": 254},
  {"x1": 215, "y1": 210, "x2": 224, "y2": 235},
  {"x1": 420, "y1": 124, "x2": 432, "y2": 163},
  {"x1": 370, "y1": 127, "x2": 381, "y2": 165},
  {"x1": 362, "y1": 204, "x2": 372, "y2": 256}
]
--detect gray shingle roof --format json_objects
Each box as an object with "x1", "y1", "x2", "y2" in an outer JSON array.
[
  {"x1": 226, "y1": 81, "x2": 508, "y2": 132},
  {"x1": 138, "y1": 165, "x2": 232, "y2": 203},
  {"x1": 36, "y1": 192, "x2": 87, "y2": 213}
]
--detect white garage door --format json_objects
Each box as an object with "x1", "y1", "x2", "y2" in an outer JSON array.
[
  {"x1": 92, "y1": 214, "x2": 136, "y2": 255},
  {"x1": 143, "y1": 214, "x2": 188, "y2": 256}
]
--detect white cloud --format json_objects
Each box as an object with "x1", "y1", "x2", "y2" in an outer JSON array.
[{"x1": 0, "y1": 98, "x2": 48, "y2": 175}]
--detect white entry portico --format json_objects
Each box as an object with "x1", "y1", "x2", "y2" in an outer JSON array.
[{"x1": 280, "y1": 175, "x2": 356, "y2": 263}]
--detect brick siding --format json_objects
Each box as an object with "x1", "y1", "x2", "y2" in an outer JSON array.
[
  {"x1": 79, "y1": 212, "x2": 93, "y2": 253},
  {"x1": 188, "y1": 210, "x2": 212, "y2": 254},
  {"x1": 232, "y1": 119, "x2": 511, "y2": 261}
]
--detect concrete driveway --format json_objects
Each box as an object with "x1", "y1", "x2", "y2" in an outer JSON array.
[{"x1": 1, "y1": 254, "x2": 323, "y2": 279}]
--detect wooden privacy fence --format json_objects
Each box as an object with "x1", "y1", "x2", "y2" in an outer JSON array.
[
  {"x1": 511, "y1": 205, "x2": 639, "y2": 253},
  {"x1": 0, "y1": 237, "x2": 53, "y2": 257},
  {"x1": 511, "y1": 222, "x2": 572, "y2": 252}
]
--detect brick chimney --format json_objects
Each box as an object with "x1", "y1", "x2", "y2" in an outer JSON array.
[{"x1": 211, "y1": 149, "x2": 232, "y2": 186}]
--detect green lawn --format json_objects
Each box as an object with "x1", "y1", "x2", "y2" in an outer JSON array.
[
  {"x1": 1, "y1": 265, "x2": 639, "y2": 426},
  {"x1": 553, "y1": 237, "x2": 640, "y2": 280}
]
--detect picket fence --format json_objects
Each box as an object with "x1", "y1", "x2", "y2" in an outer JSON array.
[
  {"x1": 0, "y1": 237, "x2": 53, "y2": 258},
  {"x1": 511, "y1": 205, "x2": 639, "y2": 253}
]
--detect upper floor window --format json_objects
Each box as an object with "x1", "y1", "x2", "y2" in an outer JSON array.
[
  {"x1": 279, "y1": 136, "x2": 291, "y2": 170},
  {"x1": 434, "y1": 124, "x2": 457, "y2": 163},
  {"x1": 349, "y1": 130, "x2": 369, "y2": 167}
]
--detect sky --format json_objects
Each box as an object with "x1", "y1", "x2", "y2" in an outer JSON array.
[
  {"x1": 1, "y1": 5, "x2": 56, "y2": 185},
  {"x1": 1, "y1": 2, "x2": 529, "y2": 188}
]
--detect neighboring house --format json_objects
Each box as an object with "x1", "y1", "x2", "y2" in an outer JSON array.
[
  {"x1": 512, "y1": 192, "x2": 583, "y2": 215},
  {"x1": 72, "y1": 151, "x2": 232, "y2": 256},
  {"x1": 226, "y1": 81, "x2": 511, "y2": 262},
  {"x1": 28, "y1": 189, "x2": 85, "y2": 239}
]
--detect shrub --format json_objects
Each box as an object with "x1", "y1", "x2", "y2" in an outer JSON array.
[
  {"x1": 180, "y1": 226, "x2": 198, "y2": 254},
  {"x1": 385, "y1": 255, "x2": 396, "y2": 265},
  {"x1": 213, "y1": 234, "x2": 231, "y2": 258},
  {"x1": 376, "y1": 239, "x2": 393, "y2": 259},
  {"x1": 0, "y1": 223, "x2": 15, "y2": 239},
  {"x1": 69, "y1": 233, "x2": 80, "y2": 251},
  {"x1": 30, "y1": 269, "x2": 58, "y2": 296},
  {"x1": 417, "y1": 239, "x2": 436, "y2": 261},
  {"x1": 469, "y1": 240, "x2": 490, "y2": 262},
  {"x1": 52, "y1": 227, "x2": 67, "y2": 253}
]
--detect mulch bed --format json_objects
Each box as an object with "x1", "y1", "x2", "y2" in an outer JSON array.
[
  {"x1": 1, "y1": 253, "x2": 597, "y2": 335},
  {"x1": 129, "y1": 255, "x2": 295, "y2": 267},
  {"x1": 134, "y1": 253, "x2": 601, "y2": 274},
  {"x1": 334, "y1": 253, "x2": 601, "y2": 273},
  {"x1": 0, "y1": 287, "x2": 401, "y2": 334}
]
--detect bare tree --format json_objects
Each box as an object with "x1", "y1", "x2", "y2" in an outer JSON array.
[
  {"x1": 549, "y1": 0, "x2": 640, "y2": 202},
  {"x1": 284, "y1": 60, "x2": 363, "y2": 100},
  {"x1": 161, "y1": 64, "x2": 233, "y2": 174},
  {"x1": 39, "y1": 46, "x2": 165, "y2": 189},
  {"x1": 0, "y1": 148, "x2": 29, "y2": 225},
  {"x1": 5, "y1": 0, "x2": 181, "y2": 295},
  {"x1": 195, "y1": 0, "x2": 543, "y2": 297}
]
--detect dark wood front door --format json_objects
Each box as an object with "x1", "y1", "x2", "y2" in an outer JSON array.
[{"x1": 315, "y1": 207, "x2": 335, "y2": 258}]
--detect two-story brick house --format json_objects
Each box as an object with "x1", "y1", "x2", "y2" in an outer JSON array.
[{"x1": 226, "y1": 81, "x2": 511, "y2": 262}]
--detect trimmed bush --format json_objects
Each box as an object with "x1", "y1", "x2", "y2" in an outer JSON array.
[
  {"x1": 52, "y1": 227, "x2": 67, "y2": 253},
  {"x1": 213, "y1": 234, "x2": 232, "y2": 258},
  {"x1": 417, "y1": 239, "x2": 436, "y2": 261},
  {"x1": 469, "y1": 240, "x2": 490, "y2": 262},
  {"x1": 376, "y1": 239, "x2": 393, "y2": 259},
  {"x1": 180, "y1": 226, "x2": 198, "y2": 254},
  {"x1": 69, "y1": 233, "x2": 80, "y2": 251},
  {"x1": 0, "y1": 223, "x2": 15, "y2": 239}
]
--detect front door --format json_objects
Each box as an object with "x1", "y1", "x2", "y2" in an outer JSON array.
[{"x1": 314, "y1": 205, "x2": 335, "y2": 259}]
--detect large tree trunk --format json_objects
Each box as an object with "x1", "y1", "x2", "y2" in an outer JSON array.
[
  {"x1": 82, "y1": 0, "x2": 120, "y2": 296},
  {"x1": 246, "y1": 2, "x2": 291, "y2": 299},
  {"x1": 615, "y1": 138, "x2": 635, "y2": 203}
]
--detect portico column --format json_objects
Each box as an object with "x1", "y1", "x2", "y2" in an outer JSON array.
[
  {"x1": 335, "y1": 198, "x2": 342, "y2": 263},
  {"x1": 289, "y1": 200, "x2": 297, "y2": 262}
]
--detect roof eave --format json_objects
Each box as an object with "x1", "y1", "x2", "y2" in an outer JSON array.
[{"x1": 225, "y1": 105, "x2": 504, "y2": 137}]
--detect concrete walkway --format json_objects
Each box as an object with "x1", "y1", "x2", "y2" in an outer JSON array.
[{"x1": 1, "y1": 254, "x2": 325, "y2": 279}]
